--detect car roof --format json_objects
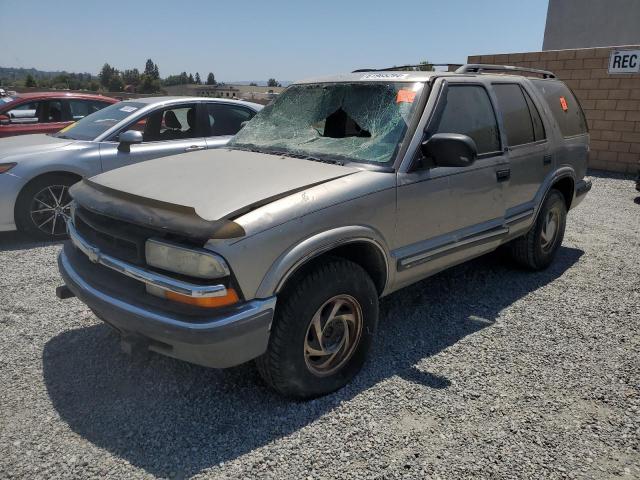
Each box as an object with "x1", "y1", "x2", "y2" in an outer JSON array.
[
  {"x1": 14, "y1": 91, "x2": 118, "y2": 101},
  {"x1": 295, "y1": 70, "x2": 562, "y2": 84},
  {"x1": 119, "y1": 96, "x2": 264, "y2": 110}
]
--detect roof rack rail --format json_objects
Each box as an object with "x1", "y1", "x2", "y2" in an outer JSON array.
[
  {"x1": 455, "y1": 64, "x2": 556, "y2": 79},
  {"x1": 352, "y1": 64, "x2": 454, "y2": 73}
]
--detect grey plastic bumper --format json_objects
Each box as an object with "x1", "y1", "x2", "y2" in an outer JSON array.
[{"x1": 58, "y1": 248, "x2": 276, "y2": 368}]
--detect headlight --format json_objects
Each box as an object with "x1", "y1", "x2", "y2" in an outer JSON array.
[
  {"x1": 145, "y1": 238, "x2": 230, "y2": 279},
  {"x1": 0, "y1": 162, "x2": 17, "y2": 174}
]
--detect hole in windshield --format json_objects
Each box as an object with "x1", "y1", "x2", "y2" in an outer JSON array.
[
  {"x1": 315, "y1": 107, "x2": 371, "y2": 139},
  {"x1": 229, "y1": 82, "x2": 426, "y2": 164}
]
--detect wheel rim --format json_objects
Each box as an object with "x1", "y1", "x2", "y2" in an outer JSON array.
[
  {"x1": 303, "y1": 294, "x2": 363, "y2": 377},
  {"x1": 541, "y1": 205, "x2": 560, "y2": 252},
  {"x1": 29, "y1": 185, "x2": 72, "y2": 236}
]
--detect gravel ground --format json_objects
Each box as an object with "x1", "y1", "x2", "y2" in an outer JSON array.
[{"x1": 0, "y1": 171, "x2": 638, "y2": 480}]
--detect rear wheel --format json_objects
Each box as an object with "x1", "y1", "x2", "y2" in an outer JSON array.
[
  {"x1": 256, "y1": 258, "x2": 379, "y2": 399},
  {"x1": 15, "y1": 174, "x2": 78, "y2": 240},
  {"x1": 508, "y1": 189, "x2": 567, "y2": 270}
]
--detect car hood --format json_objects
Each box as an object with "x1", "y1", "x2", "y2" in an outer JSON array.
[
  {"x1": 0, "y1": 134, "x2": 76, "y2": 161},
  {"x1": 83, "y1": 148, "x2": 360, "y2": 221}
]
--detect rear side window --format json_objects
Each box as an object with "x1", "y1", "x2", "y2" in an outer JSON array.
[
  {"x1": 44, "y1": 100, "x2": 64, "y2": 123},
  {"x1": 432, "y1": 85, "x2": 501, "y2": 154},
  {"x1": 493, "y1": 84, "x2": 535, "y2": 146},
  {"x1": 523, "y1": 88, "x2": 546, "y2": 141},
  {"x1": 530, "y1": 79, "x2": 587, "y2": 137},
  {"x1": 68, "y1": 100, "x2": 92, "y2": 120},
  {"x1": 207, "y1": 104, "x2": 255, "y2": 136}
]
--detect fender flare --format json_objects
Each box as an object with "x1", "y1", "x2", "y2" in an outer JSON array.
[
  {"x1": 255, "y1": 225, "x2": 391, "y2": 298},
  {"x1": 532, "y1": 167, "x2": 576, "y2": 223}
]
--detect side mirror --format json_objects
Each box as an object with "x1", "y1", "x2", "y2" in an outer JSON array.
[
  {"x1": 117, "y1": 130, "x2": 143, "y2": 152},
  {"x1": 0, "y1": 114, "x2": 10, "y2": 125},
  {"x1": 420, "y1": 133, "x2": 478, "y2": 168},
  {"x1": 239, "y1": 120, "x2": 250, "y2": 129}
]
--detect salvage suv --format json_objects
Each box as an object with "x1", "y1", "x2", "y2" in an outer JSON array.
[{"x1": 57, "y1": 64, "x2": 592, "y2": 398}]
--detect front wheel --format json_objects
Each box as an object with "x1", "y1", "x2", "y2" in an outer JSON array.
[
  {"x1": 256, "y1": 258, "x2": 379, "y2": 399},
  {"x1": 508, "y1": 189, "x2": 567, "y2": 270},
  {"x1": 15, "y1": 174, "x2": 78, "y2": 240}
]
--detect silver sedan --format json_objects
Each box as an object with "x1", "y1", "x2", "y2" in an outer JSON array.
[{"x1": 0, "y1": 96, "x2": 262, "y2": 238}]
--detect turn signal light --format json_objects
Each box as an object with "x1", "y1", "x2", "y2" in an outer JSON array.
[{"x1": 164, "y1": 288, "x2": 239, "y2": 308}]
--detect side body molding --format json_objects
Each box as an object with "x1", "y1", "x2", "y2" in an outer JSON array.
[{"x1": 255, "y1": 225, "x2": 391, "y2": 299}]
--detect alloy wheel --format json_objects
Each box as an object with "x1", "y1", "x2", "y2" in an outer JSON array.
[{"x1": 29, "y1": 185, "x2": 73, "y2": 237}]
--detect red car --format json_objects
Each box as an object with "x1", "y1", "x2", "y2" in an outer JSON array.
[{"x1": 0, "y1": 92, "x2": 118, "y2": 137}]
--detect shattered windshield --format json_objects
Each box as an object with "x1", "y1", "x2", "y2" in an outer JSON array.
[{"x1": 228, "y1": 82, "x2": 426, "y2": 164}]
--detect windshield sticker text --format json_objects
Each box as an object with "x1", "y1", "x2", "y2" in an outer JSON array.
[{"x1": 360, "y1": 73, "x2": 409, "y2": 80}]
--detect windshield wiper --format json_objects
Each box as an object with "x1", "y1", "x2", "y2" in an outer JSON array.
[
  {"x1": 269, "y1": 150, "x2": 344, "y2": 166},
  {"x1": 229, "y1": 144, "x2": 344, "y2": 166}
]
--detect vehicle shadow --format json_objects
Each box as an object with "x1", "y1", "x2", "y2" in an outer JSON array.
[
  {"x1": 0, "y1": 231, "x2": 63, "y2": 252},
  {"x1": 42, "y1": 246, "x2": 583, "y2": 478}
]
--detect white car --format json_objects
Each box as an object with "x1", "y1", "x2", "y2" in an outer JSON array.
[{"x1": 0, "y1": 97, "x2": 262, "y2": 238}]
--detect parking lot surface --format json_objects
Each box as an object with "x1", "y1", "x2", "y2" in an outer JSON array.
[{"x1": 0, "y1": 172, "x2": 638, "y2": 479}]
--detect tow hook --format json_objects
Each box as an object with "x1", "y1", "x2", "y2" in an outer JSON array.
[{"x1": 55, "y1": 285, "x2": 75, "y2": 300}]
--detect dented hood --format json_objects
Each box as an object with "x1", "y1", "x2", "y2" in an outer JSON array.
[{"x1": 86, "y1": 148, "x2": 358, "y2": 221}]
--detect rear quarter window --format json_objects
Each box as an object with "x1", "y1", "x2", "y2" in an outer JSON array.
[{"x1": 530, "y1": 79, "x2": 587, "y2": 138}]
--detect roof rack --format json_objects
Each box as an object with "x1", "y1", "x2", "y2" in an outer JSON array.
[
  {"x1": 455, "y1": 64, "x2": 556, "y2": 79},
  {"x1": 352, "y1": 64, "x2": 455, "y2": 73}
]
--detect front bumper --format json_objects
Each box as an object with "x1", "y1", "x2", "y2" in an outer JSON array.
[{"x1": 58, "y1": 243, "x2": 276, "y2": 368}]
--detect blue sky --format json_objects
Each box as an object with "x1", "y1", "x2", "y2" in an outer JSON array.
[{"x1": 0, "y1": 0, "x2": 549, "y2": 81}]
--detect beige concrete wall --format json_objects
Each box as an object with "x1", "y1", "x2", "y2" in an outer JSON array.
[
  {"x1": 543, "y1": 0, "x2": 640, "y2": 50},
  {"x1": 469, "y1": 46, "x2": 640, "y2": 173}
]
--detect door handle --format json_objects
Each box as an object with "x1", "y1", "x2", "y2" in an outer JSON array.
[
  {"x1": 185, "y1": 145, "x2": 206, "y2": 152},
  {"x1": 496, "y1": 169, "x2": 511, "y2": 182},
  {"x1": 543, "y1": 154, "x2": 552, "y2": 165}
]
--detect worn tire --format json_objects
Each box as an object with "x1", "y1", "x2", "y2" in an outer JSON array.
[
  {"x1": 15, "y1": 173, "x2": 78, "y2": 240},
  {"x1": 256, "y1": 258, "x2": 379, "y2": 399},
  {"x1": 508, "y1": 189, "x2": 567, "y2": 270}
]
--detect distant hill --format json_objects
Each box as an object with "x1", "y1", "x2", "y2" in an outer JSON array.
[
  {"x1": 0, "y1": 66, "x2": 95, "y2": 83},
  {"x1": 0, "y1": 66, "x2": 292, "y2": 89}
]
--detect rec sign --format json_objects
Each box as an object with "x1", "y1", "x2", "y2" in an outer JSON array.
[{"x1": 608, "y1": 49, "x2": 640, "y2": 74}]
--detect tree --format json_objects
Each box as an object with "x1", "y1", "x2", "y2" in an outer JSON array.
[
  {"x1": 122, "y1": 68, "x2": 140, "y2": 86},
  {"x1": 249, "y1": 82, "x2": 258, "y2": 86},
  {"x1": 267, "y1": 78, "x2": 281, "y2": 87},
  {"x1": 153, "y1": 63, "x2": 160, "y2": 80},
  {"x1": 108, "y1": 74, "x2": 124, "y2": 92},
  {"x1": 206, "y1": 72, "x2": 216, "y2": 85},
  {"x1": 195, "y1": 72, "x2": 201, "y2": 84},
  {"x1": 51, "y1": 74, "x2": 71, "y2": 89},
  {"x1": 414, "y1": 60, "x2": 434, "y2": 71},
  {"x1": 99, "y1": 63, "x2": 115, "y2": 88},
  {"x1": 188, "y1": 73, "x2": 194, "y2": 84},
  {"x1": 25, "y1": 74, "x2": 37, "y2": 88},
  {"x1": 144, "y1": 59, "x2": 155, "y2": 77},
  {"x1": 138, "y1": 74, "x2": 161, "y2": 94}
]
